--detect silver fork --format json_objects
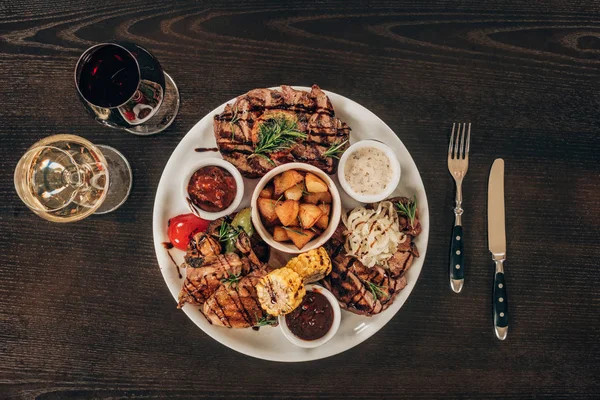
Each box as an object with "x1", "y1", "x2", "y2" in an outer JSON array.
[{"x1": 447, "y1": 123, "x2": 471, "y2": 293}]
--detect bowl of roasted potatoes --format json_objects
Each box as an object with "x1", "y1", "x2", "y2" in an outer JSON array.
[{"x1": 251, "y1": 163, "x2": 341, "y2": 254}]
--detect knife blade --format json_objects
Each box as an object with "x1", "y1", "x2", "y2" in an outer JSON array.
[{"x1": 488, "y1": 158, "x2": 508, "y2": 340}]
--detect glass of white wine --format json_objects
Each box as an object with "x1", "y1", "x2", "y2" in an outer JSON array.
[{"x1": 14, "y1": 134, "x2": 133, "y2": 222}]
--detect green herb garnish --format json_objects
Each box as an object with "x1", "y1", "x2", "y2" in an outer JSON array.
[
  {"x1": 323, "y1": 140, "x2": 348, "y2": 159},
  {"x1": 221, "y1": 272, "x2": 242, "y2": 287},
  {"x1": 249, "y1": 116, "x2": 306, "y2": 164},
  {"x1": 365, "y1": 281, "x2": 389, "y2": 300},
  {"x1": 282, "y1": 226, "x2": 308, "y2": 236},
  {"x1": 255, "y1": 315, "x2": 277, "y2": 327},
  {"x1": 274, "y1": 194, "x2": 284, "y2": 207},
  {"x1": 229, "y1": 105, "x2": 240, "y2": 141},
  {"x1": 396, "y1": 195, "x2": 418, "y2": 226},
  {"x1": 218, "y1": 219, "x2": 240, "y2": 243}
]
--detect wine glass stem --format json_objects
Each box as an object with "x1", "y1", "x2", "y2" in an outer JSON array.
[{"x1": 63, "y1": 167, "x2": 84, "y2": 188}]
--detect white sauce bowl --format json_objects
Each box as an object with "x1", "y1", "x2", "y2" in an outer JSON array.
[{"x1": 337, "y1": 140, "x2": 401, "y2": 203}]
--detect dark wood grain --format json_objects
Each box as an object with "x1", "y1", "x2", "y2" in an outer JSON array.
[{"x1": 1, "y1": 0, "x2": 600, "y2": 398}]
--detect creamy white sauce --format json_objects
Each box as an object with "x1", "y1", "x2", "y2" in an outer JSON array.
[{"x1": 344, "y1": 147, "x2": 392, "y2": 195}]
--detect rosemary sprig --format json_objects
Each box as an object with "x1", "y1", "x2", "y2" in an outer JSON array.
[
  {"x1": 322, "y1": 139, "x2": 348, "y2": 159},
  {"x1": 249, "y1": 116, "x2": 306, "y2": 163},
  {"x1": 282, "y1": 226, "x2": 308, "y2": 236},
  {"x1": 365, "y1": 280, "x2": 389, "y2": 300},
  {"x1": 396, "y1": 195, "x2": 418, "y2": 226},
  {"x1": 217, "y1": 219, "x2": 240, "y2": 243},
  {"x1": 229, "y1": 105, "x2": 240, "y2": 141},
  {"x1": 274, "y1": 194, "x2": 284, "y2": 207},
  {"x1": 221, "y1": 272, "x2": 242, "y2": 287},
  {"x1": 255, "y1": 315, "x2": 277, "y2": 327}
]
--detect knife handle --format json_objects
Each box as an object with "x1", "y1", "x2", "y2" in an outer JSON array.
[
  {"x1": 493, "y1": 260, "x2": 508, "y2": 340},
  {"x1": 449, "y1": 225, "x2": 464, "y2": 292}
]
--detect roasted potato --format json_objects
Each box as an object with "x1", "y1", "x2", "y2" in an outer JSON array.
[
  {"x1": 257, "y1": 198, "x2": 279, "y2": 225},
  {"x1": 302, "y1": 191, "x2": 332, "y2": 204},
  {"x1": 298, "y1": 204, "x2": 323, "y2": 229},
  {"x1": 275, "y1": 200, "x2": 299, "y2": 226},
  {"x1": 305, "y1": 173, "x2": 328, "y2": 193},
  {"x1": 259, "y1": 185, "x2": 274, "y2": 199},
  {"x1": 274, "y1": 170, "x2": 304, "y2": 196},
  {"x1": 284, "y1": 184, "x2": 303, "y2": 201},
  {"x1": 272, "y1": 226, "x2": 290, "y2": 242},
  {"x1": 286, "y1": 228, "x2": 316, "y2": 250},
  {"x1": 315, "y1": 203, "x2": 331, "y2": 230}
]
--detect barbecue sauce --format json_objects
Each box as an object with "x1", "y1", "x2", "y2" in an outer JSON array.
[
  {"x1": 187, "y1": 166, "x2": 236, "y2": 212},
  {"x1": 285, "y1": 290, "x2": 333, "y2": 341}
]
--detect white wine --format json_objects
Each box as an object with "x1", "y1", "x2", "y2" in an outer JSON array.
[{"x1": 14, "y1": 135, "x2": 109, "y2": 222}]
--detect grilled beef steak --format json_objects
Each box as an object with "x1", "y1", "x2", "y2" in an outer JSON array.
[
  {"x1": 213, "y1": 85, "x2": 351, "y2": 178},
  {"x1": 322, "y1": 200, "x2": 422, "y2": 316}
]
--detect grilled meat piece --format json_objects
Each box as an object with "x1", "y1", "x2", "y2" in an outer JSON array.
[
  {"x1": 214, "y1": 85, "x2": 350, "y2": 178},
  {"x1": 322, "y1": 254, "x2": 407, "y2": 316},
  {"x1": 387, "y1": 240, "x2": 419, "y2": 279},
  {"x1": 322, "y1": 222, "x2": 345, "y2": 258},
  {"x1": 181, "y1": 232, "x2": 222, "y2": 269},
  {"x1": 387, "y1": 196, "x2": 422, "y2": 237},
  {"x1": 177, "y1": 253, "x2": 250, "y2": 308},
  {"x1": 202, "y1": 269, "x2": 271, "y2": 328}
]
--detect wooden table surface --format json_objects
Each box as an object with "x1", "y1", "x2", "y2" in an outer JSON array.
[{"x1": 2, "y1": 1, "x2": 600, "y2": 398}]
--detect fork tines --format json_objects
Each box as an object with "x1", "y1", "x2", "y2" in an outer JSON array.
[{"x1": 449, "y1": 123, "x2": 471, "y2": 160}]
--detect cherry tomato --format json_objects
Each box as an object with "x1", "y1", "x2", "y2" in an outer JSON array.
[
  {"x1": 167, "y1": 213, "x2": 210, "y2": 251},
  {"x1": 123, "y1": 110, "x2": 136, "y2": 121}
]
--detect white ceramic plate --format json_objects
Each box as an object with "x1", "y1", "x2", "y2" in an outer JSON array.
[{"x1": 152, "y1": 87, "x2": 429, "y2": 362}]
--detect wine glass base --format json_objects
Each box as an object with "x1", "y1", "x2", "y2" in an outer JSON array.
[
  {"x1": 124, "y1": 72, "x2": 180, "y2": 136},
  {"x1": 94, "y1": 145, "x2": 133, "y2": 214}
]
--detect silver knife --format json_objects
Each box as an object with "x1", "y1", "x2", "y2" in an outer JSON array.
[{"x1": 488, "y1": 158, "x2": 508, "y2": 340}]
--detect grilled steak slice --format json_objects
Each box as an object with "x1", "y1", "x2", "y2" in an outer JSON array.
[
  {"x1": 213, "y1": 85, "x2": 350, "y2": 178},
  {"x1": 322, "y1": 254, "x2": 406, "y2": 316},
  {"x1": 202, "y1": 269, "x2": 271, "y2": 328},
  {"x1": 281, "y1": 85, "x2": 315, "y2": 111},
  {"x1": 387, "y1": 240, "x2": 419, "y2": 279},
  {"x1": 386, "y1": 196, "x2": 422, "y2": 237},
  {"x1": 177, "y1": 253, "x2": 250, "y2": 308},
  {"x1": 323, "y1": 222, "x2": 345, "y2": 258}
]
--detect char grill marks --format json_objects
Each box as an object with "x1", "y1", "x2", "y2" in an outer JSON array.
[
  {"x1": 322, "y1": 254, "x2": 404, "y2": 316},
  {"x1": 322, "y1": 200, "x2": 422, "y2": 316},
  {"x1": 214, "y1": 85, "x2": 350, "y2": 178},
  {"x1": 177, "y1": 253, "x2": 249, "y2": 308},
  {"x1": 203, "y1": 269, "x2": 271, "y2": 328}
]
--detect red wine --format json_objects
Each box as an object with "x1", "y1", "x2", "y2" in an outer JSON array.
[{"x1": 77, "y1": 45, "x2": 140, "y2": 108}]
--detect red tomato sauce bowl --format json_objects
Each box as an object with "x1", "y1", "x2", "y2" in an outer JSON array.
[{"x1": 180, "y1": 158, "x2": 244, "y2": 220}]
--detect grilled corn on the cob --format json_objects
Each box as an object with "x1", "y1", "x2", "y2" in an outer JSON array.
[
  {"x1": 256, "y1": 267, "x2": 305, "y2": 316},
  {"x1": 285, "y1": 247, "x2": 332, "y2": 283}
]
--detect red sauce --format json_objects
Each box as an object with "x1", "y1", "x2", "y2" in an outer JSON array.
[
  {"x1": 285, "y1": 290, "x2": 333, "y2": 341},
  {"x1": 187, "y1": 166, "x2": 236, "y2": 212}
]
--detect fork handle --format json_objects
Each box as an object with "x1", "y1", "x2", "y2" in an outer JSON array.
[{"x1": 449, "y1": 225, "x2": 464, "y2": 292}]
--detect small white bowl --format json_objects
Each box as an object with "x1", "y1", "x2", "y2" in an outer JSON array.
[
  {"x1": 251, "y1": 163, "x2": 341, "y2": 254},
  {"x1": 337, "y1": 140, "x2": 401, "y2": 203},
  {"x1": 181, "y1": 157, "x2": 244, "y2": 221},
  {"x1": 278, "y1": 284, "x2": 341, "y2": 348}
]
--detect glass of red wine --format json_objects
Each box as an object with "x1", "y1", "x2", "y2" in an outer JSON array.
[{"x1": 75, "y1": 42, "x2": 180, "y2": 135}]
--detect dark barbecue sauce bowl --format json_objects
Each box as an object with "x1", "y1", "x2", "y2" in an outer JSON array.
[{"x1": 279, "y1": 285, "x2": 341, "y2": 348}]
